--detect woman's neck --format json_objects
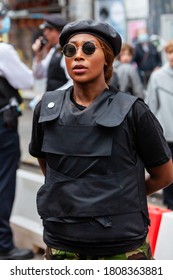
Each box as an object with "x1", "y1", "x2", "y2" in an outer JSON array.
[{"x1": 73, "y1": 82, "x2": 108, "y2": 107}]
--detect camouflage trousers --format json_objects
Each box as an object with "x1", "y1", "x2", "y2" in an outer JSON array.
[{"x1": 44, "y1": 238, "x2": 153, "y2": 260}]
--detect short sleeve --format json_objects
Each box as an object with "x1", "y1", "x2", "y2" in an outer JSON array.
[{"x1": 132, "y1": 100, "x2": 171, "y2": 168}]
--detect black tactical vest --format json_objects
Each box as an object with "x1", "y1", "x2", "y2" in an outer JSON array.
[
  {"x1": 37, "y1": 87, "x2": 150, "y2": 243},
  {"x1": 46, "y1": 48, "x2": 68, "y2": 91},
  {"x1": 0, "y1": 77, "x2": 23, "y2": 109}
]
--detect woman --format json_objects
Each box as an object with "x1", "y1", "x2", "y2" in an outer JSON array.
[{"x1": 29, "y1": 20, "x2": 173, "y2": 260}]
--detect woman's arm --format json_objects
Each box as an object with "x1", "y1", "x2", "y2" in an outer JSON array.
[
  {"x1": 37, "y1": 158, "x2": 46, "y2": 176},
  {"x1": 145, "y1": 159, "x2": 173, "y2": 195}
]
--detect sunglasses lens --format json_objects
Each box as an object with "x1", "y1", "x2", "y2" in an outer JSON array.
[
  {"x1": 63, "y1": 44, "x2": 76, "y2": 57},
  {"x1": 83, "y1": 42, "x2": 96, "y2": 55}
]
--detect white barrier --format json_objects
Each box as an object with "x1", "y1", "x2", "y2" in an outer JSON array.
[
  {"x1": 154, "y1": 211, "x2": 173, "y2": 260},
  {"x1": 10, "y1": 169, "x2": 46, "y2": 251}
]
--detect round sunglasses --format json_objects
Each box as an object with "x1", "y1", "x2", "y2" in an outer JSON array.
[{"x1": 62, "y1": 41, "x2": 103, "y2": 57}]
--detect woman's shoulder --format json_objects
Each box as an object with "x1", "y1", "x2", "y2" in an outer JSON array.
[{"x1": 132, "y1": 99, "x2": 155, "y2": 123}]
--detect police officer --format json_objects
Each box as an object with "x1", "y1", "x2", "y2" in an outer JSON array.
[
  {"x1": 0, "y1": 4, "x2": 34, "y2": 260},
  {"x1": 32, "y1": 14, "x2": 72, "y2": 92},
  {"x1": 29, "y1": 20, "x2": 173, "y2": 260}
]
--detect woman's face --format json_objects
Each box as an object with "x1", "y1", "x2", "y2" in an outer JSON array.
[{"x1": 63, "y1": 34, "x2": 106, "y2": 84}]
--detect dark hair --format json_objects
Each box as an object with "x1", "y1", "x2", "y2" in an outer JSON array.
[{"x1": 97, "y1": 38, "x2": 115, "y2": 84}]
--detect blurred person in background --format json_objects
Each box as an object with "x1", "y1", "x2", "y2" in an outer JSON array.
[
  {"x1": 146, "y1": 40, "x2": 173, "y2": 210},
  {"x1": 29, "y1": 19, "x2": 173, "y2": 260},
  {"x1": 0, "y1": 3, "x2": 34, "y2": 259},
  {"x1": 110, "y1": 43, "x2": 144, "y2": 99},
  {"x1": 133, "y1": 28, "x2": 162, "y2": 88},
  {"x1": 32, "y1": 14, "x2": 72, "y2": 92}
]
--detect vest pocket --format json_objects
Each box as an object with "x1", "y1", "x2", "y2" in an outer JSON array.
[
  {"x1": 37, "y1": 165, "x2": 141, "y2": 219},
  {"x1": 42, "y1": 125, "x2": 113, "y2": 156},
  {"x1": 42, "y1": 211, "x2": 148, "y2": 242}
]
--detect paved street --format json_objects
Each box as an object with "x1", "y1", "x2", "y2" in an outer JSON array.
[
  {"x1": 18, "y1": 79, "x2": 46, "y2": 168},
  {"x1": 18, "y1": 99, "x2": 38, "y2": 166},
  {"x1": 16, "y1": 98, "x2": 43, "y2": 259}
]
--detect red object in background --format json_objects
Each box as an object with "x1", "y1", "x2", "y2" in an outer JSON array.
[{"x1": 148, "y1": 206, "x2": 171, "y2": 255}]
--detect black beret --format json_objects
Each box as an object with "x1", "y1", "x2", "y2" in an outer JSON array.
[
  {"x1": 39, "y1": 14, "x2": 67, "y2": 30},
  {"x1": 59, "y1": 19, "x2": 122, "y2": 57}
]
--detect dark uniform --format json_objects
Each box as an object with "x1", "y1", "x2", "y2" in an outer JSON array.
[
  {"x1": 32, "y1": 15, "x2": 69, "y2": 92},
  {"x1": 0, "y1": 77, "x2": 22, "y2": 250},
  {"x1": 46, "y1": 46, "x2": 68, "y2": 91},
  {"x1": 0, "y1": 116, "x2": 20, "y2": 250},
  {"x1": 0, "y1": 78, "x2": 21, "y2": 251},
  {"x1": 29, "y1": 86, "x2": 171, "y2": 259}
]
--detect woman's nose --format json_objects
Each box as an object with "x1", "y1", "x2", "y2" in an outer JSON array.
[
  {"x1": 74, "y1": 47, "x2": 84, "y2": 60},
  {"x1": 75, "y1": 47, "x2": 83, "y2": 56}
]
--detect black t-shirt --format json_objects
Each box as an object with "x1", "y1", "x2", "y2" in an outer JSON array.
[{"x1": 29, "y1": 96, "x2": 171, "y2": 255}]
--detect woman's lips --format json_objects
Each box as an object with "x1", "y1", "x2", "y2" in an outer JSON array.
[{"x1": 72, "y1": 65, "x2": 87, "y2": 74}]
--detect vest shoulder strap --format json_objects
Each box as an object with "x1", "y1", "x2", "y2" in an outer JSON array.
[
  {"x1": 38, "y1": 87, "x2": 72, "y2": 123},
  {"x1": 96, "y1": 91, "x2": 138, "y2": 127}
]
